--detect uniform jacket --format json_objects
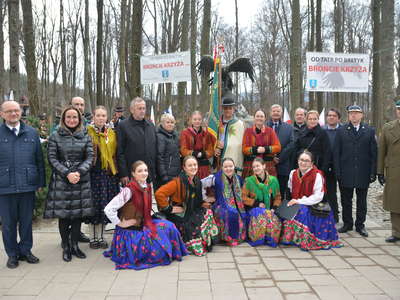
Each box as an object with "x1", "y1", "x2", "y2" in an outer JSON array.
[
  {"x1": 377, "y1": 119, "x2": 400, "y2": 213},
  {"x1": 0, "y1": 122, "x2": 45, "y2": 195},
  {"x1": 44, "y1": 127, "x2": 94, "y2": 219},
  {"x1": 267, "y1": 120, "x2": 294, "y2": 176},
  {"x1": 335, "y1": 122, "x2": 377, "y2": 189},
  {"x1": 116, "y1": 116, "x2": 157, "y2": 182},
  {"x1": 156, "y1": 125, "x2": 181, "y2": 184}
]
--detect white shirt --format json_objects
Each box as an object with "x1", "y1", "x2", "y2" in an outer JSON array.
[
  {"x1": 288, "y1": 169, "x2": 324, "y2": 205},
  {"x1": 104, "y1": 187, "x2": 132, "y2": 225},
  {"x1": 6, "y1": 122, "x2": 20, "y2": 136},
  {"x1": 201, "y1": 174, "x2": 216, "y2": 200}
]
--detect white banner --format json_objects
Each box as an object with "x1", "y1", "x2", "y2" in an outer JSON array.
[
  {"x1": 140, "y1": 51, "x2": 191, "y2": 84},
  {"x1": 306, "y1": 52, "x2": 370, "y2": 93}
]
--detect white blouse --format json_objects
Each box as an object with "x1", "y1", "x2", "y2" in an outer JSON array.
[{"x1": 288, "y1": 169, "x2": 324, "y2": 206}]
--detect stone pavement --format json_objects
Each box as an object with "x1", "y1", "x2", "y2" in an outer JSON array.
[{"x1": 0, "y1": 182, "x2": 399, "y2": 300}]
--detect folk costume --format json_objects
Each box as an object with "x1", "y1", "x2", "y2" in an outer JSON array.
[
  {"x1": 155, "y1": 173, "x2": 218, "y2": 256},
  {"x1": 201, "y1": 171, "x2": 247, "y2": 246},
  {"x1": 103, "y1": 180, "x2": 188, "y2": 270},
  {"x1": 242, "y1": 173, "x2": 282, "y2": 247},
  {"x1": 86, "y1": 125, "x2": 120, "y2": 248},
  {"x1": 280, "y1": 166, "x2": 342, "y2": 250},
  {"x1": 242, "y1": 125, "x2": 281, "y2": 178},
  {"x1": 180, "y1": 126, "x2": 216, "y2": 179}
]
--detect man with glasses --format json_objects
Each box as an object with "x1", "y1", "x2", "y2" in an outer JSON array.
[
  {"x1": 335, "y1": 105, "x2": 377, "y2": 237},
  {"x1": 0, "y1": 101, "x2": 45, "y2": 268},
  {"x1": 377, "y1": 99, "x2": 400, "y2": 243}
]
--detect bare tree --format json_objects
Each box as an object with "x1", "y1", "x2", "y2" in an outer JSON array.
[
  {"x1": 8, "y1": 0, "x2": 19, "y2": 97},
  {"x1": 96, "y1": 0, "x2": 104, "y2": 105},
  {"x1": 130, "y1": 0, "x2": 143, "y2": 98},
  {"x1": 199, "y1": 0, "x2": 211, "y2": 113},
  {"x1": 190, "y1": 0, "x2": 198, "y2": 109},
  {"x1": 0, "y1": 0, "x2": 5, "y2": 99},
  {"x1": 290, "y1": 0, "x2": 302, "y2": 111}
]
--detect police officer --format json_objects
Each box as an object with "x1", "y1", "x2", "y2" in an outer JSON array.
[{"x1": 335, "y1": 105, "x2": 377, "y2": 237}]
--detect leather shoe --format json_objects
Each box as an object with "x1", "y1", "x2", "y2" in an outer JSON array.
[
  {"x1": 6, "y1": 256, "x2": 19, "y2": 269},
  {"x1": 61, "y1": 242, "x2": 72, "y2": 262},
  {"x1": 19, "y1": 252, "x2": 40, "y2": 264},
  {"x1": 71, "y1": 243, "x2": 86, "y2": 259},
  {"x1": 78, "y1": 232, "x2": 90, "y2": 243},
  {"x1": 338, "y1": 225, "x2": 352, "y2": 233},
  {"x1": 385, "y1": 236, "x2": 400, "y2": 243},
  {"x1": 356, "y1": 227, "x2": 368, "y2": 237}
]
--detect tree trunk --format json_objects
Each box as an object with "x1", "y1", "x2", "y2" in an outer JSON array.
[
  {"x1": 0, "y1": 0, "x2": 5, "y2": 100},
  {"x1": 82, "y1": 0, "x2": 93, "y2": 111},
  {"x1": 290, "y1": 0, "x2": 302, "y2": 112},
  {"x1": 119, "y1": 0, "x2": 127, "y2": 105},
  {"x1": 96, "y1": 0, "x2": 104, "y2": 106},
  {"x1": 190, "y1": 0, "x2": 197, "y2": 109},
  {"x1": 59, "y1": 0, "x2": 68, "y2": 103},
  {"x1": 8, "y1": 0, "x2": 19, "y2": 98},
  {"x1": 199, "y1": 0, "x2": 211, "y2": 113},
  {"x1": 315, "y1": 0, "x2": 323, "y2": 112},
  {"x1": 333, "y1": 0, "x2": 345, "y2": 110},
  {"x1": 372, "y1": 0, "x2": 381, "y2": 129},
  {"x1": 130, "y1": 0, "x2": 143, "y2": 98},
  {"x1": 234, "y1": 0, "x2": 239, "y2": 101}
]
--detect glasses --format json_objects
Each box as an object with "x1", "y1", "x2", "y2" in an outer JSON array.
[
  {"x1": 2, "y1": 109, "x2": 20, "y2": 114},
  {"x1": 298, "y1": 158, "x2": 312, "y2": 163}
]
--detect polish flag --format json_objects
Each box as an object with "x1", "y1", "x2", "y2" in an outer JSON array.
[
  {"x1": 319, "y1": 108, "x2": 325, "y2": 126},
  {"x1": 283, "y1": 107, "x2": 291, "y2": 124},
  {"x1": 150, "y1": 106, "x2": 155, "y2": 123}
]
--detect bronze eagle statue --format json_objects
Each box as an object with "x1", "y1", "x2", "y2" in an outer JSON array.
[{"x1": 196, "y1": 55, "x2": 255, "y2": 95}]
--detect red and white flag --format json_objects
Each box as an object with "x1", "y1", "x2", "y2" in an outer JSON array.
[
  {"x1": 283, "y1": 107, "x2": 292, "y2": 124},
  {"x1": 150, "y1": 106, "x2": 155, "y2": 123},
  {"x1": 319, "y1": 108, "x2": 325, "y2": 126}
]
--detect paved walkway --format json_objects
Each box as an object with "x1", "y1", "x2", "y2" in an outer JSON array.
[{"x1": 0, "y1": 183, "x2": 399, "y2": 300}]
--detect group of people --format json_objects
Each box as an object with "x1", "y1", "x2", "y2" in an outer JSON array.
[{"x1": 0, "y1": 92, "x2": 399, "y2": 271}]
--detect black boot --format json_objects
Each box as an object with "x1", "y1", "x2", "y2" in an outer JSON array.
[
  {"x1": 62, "y1": 242, "x2": 72, "y2": 262},
  {"x1": 71, "y1": 242, "x2": 86, "y2": 259}
]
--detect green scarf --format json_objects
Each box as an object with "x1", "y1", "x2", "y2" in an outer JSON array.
[{"x1": 244, "y1": 174, "x2": 280, "y2": 208}]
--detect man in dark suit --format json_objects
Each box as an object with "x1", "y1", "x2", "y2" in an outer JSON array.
[
  {"x1": 267, "y1": 104, "x2": 295, "y2": 200},
  {"x1": 323, "y1": 108, "x2": 342, "y2": 223},
  {"x1": 0, "y1": 101, "x2": 45, "y2": 268},
  {"x1": 335, "y1": 105, "x2": 377, "y2": 237},
  {"x1": 117, "y1": 97, "x2": 157, "y2": 186}
]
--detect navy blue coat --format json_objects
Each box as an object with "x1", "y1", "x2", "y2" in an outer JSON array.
[
  {"x1": 267, "y1": 120, "x2": 294, "y2": 176},
  {"x1": 0, "y1": 122, "x2": 45, "y2": 195},
  {"x1": 335, "y1": 122, "x2": 377, "y2": 189}
]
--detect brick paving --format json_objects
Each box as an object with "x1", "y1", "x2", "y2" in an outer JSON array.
[{"x1": 0, "y1": 182, "x2": 399, "y2": 300}]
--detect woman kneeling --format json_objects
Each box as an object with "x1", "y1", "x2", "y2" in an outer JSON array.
[
  {"x1": 155, "y1": 156, "x2": 219, "y2": 256},
  {"x1": 242, "y1": 158, "x2": 282, "y2": 247},
  {"x1": 103, "y1": 161, "x2": 188, "y2": 270},
  {"x1": 282, "y1": 151, "x2": 342, "y2": 250}
]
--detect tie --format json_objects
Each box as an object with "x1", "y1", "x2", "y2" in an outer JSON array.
[
  {"x1": 273, "y1": 123, "x2": 278, "y2": 132},
  {"x1": 11, "y1": 127, "x2": 17, "y2": 136}
]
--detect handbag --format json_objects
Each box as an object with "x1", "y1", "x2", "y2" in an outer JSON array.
[{"x1": 310, "y1": 201, "x2": 331, "y2": 218}]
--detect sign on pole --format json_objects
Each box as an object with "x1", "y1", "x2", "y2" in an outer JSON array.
[
  {"x1": 140, "y1": 51, "x2": 191, "y2": 84},
  {"x1": 306, "y1": 52, "x2": 370, "y2": 93}
]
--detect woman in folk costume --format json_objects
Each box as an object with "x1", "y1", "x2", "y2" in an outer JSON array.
[
  {"x1": 242, "y1": 109, "x2": 281, "y2": 178},
  {"x1": 282, "y1": 151, "x2": 342, "y2": 250},
  {"x1": 242, "y1": 158, "x2": 282, "y2": 247},
  {"x1": 155, "y1": 156, "x2": 219, "y2": 256},
  {"x1": 180, "y1": 111, "x2": 215, "y2": 179},
  {"x1": 201, "y1": 158, "x2": 247, "y2": 246},
  {"x1": 86, "y1": 106, "x2": 120, "y2": 249},
  {"x1": 103, "y1": 161, "x2": 188, "y2": 270}
]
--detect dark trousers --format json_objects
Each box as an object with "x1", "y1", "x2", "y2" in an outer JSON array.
[
  {"x1": 0, "y1": 192, "x2": 35, "y2": 257},
  {"x1": 59, "y1": 218, "x2": 81, "y2": 244},
  {"x1": 326, "y1": 170, "x2": 339, "y2": 222},
  {"x1": 339, "y1": 186, "x2": 368, "y2": 229},
  {"x1": 277, "y1": 175, "x2": 289, "y2": 201}
]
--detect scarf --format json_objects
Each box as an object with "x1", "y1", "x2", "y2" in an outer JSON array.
[
  {"x1": 126, "y1": 180, "x2": 156, "y2": 236},
  {"x1": 291, "y1": 166, "x2": 326, "y2": 199},
  {"x1": 88, "y1": 125, "x2": 117, "y2": 175},
  {"x1": 188, "y1": 126, "x2": 206, "y2": 151},
  {"x1": 252, "y1": 125, "x2": 268, "y2": 147},
  {"x1": 245, "y1": 173, "x2": 276, "y2": 209},
  {"x1": 178, "y1": 171, "x2": 203, "y2": 219}
]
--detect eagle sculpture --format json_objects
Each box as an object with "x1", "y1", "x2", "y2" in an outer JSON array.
[{"x1": 196, "y1": 56, "x2": 255, "y2": 96}]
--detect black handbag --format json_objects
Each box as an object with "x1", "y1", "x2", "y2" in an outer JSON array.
[{"x1": 310, "y1": 201, "x2": 331, "y2": 218}]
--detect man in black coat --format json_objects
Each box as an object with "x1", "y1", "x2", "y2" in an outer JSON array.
[
  {"x1": 293, "y1": 107, "x2": 307, "y2": 141},
  {"x1": 0, "y1": 101, "x2": 45, "y2": 268},
  {"x1": 267, "y1": 104, "x2": 295, "y2": 200},
  {"x1": 335, "y1": 105, "x2": 377, "y2": 237},
  {"x1": 323, "y1": 108, "x2": 342, "y2": 223},
  {"x1": 117, "y1": 97, "x2": 157, "y2": 185}
]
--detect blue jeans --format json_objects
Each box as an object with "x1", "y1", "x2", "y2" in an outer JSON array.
[{"x1": 0, "y1": 192, "x2": 35, "y2": 257}]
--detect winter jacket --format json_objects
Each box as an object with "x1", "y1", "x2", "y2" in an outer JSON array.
[
  {"x1": 44, "y1": 127, "x2": 94, "y2": 219},
  {"x1": 0, "y1": 122, "x2": 45, "y2": 195},
  {"x1": 156, "y1": 125, "x2": 181, "y2": 184}
]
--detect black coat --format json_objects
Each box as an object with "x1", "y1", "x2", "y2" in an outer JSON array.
[
  {"x1": 117, "y1": 116, "x2": 157, "y2": 182},
  {"x1": 294, "y1": 124, "x2": 332, "y2": 173},
  {"x1": 44, "y1": 127, "x2": 94, "y2": 219},
  {"x1": 335, "y1": 122, "x2": 377, "y2": 189},
  {"x1": 156, "y1": 125, "x2": 181, "y2": 185}
]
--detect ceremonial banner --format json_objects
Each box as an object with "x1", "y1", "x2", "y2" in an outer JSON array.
[
  {"x1": 140, "y1": 51, "x2": 191, "y2": 84},
  {"x1": 208, "y1": 47, "x2": 222, "y2": 140},
  {"x1": 306, "y1": 52, "x2": 370, "y2": 93}
]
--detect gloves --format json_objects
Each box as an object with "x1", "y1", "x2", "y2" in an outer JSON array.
[
  {"x1": 369, "y1": 174, "x2": 377, "y2": 183},
  {"x1": 377, "y1": 174, "x2": 385, "y2": 186}
]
